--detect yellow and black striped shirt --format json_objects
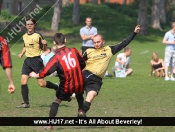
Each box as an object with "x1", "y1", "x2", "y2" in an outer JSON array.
[
  {"x1": 83, "y1": 32, "x2": 137, "y2": 78},
  {"x1": 23, "y1": 32, "x2": 44, "y2": 57}
]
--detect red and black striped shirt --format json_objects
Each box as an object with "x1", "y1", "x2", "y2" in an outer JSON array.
[
  {"x1": 0, "y1": 36, "x2": 12, "y2": 69},
  {"x1": 39, "y1": 46, "x2": 85, "y2": 94}
]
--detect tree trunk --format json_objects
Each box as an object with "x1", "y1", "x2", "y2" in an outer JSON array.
[
  {"x1": 172, "y1": 0, "x2": 175, "y2": 5},
  {"x1": 137, "y1": 0, "x2": 148, "y2": 35},
  {"x1": 51, "y1": 0, "x2": 62, "y2": 31},
  {"x1": 151, "y1": 0, "x2": 162, "y2": 31},
  {"x1": 159, "y1": 0, "x2": 166, "y2": 23},
  {"x1": 0, "y1": 0, "x2": 3, "y2": 15},
  {"x1": 72, "y1": 0, "x2": 79, "y2": 25},
  {"x1": 123, "y1": 0, "x2": 127, "y2": 5},
  {"x1": 35, "y1": 0, "x2": 39, "y2": 5},
  {"x1": 62, "y1": 0, "x2": 70, "y2": 6},
  {"x1": 92, "y1": 0, "x2": 98, "y2": 5}
]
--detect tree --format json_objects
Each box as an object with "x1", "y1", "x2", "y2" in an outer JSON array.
[
  {"x1": 159, "y1": 0, "x2": 166, "y2": 23},
  {"x1": 137, "y1": 0, "x2": 148, "y2": 35},
  {"x1": 35, "y1": 0, "x2": 39, "y2": 5},
  {"x1": 51, "y1": 0, "x2": 62, "y2": 31},
  {"x1": 151, "y1": 0, "x2": 162, "y2": 31},
  {"x1": 0, "y1": 0, "x2": 3, "y2": 15},
  {"x1": 123, "y1": 0, "x2": 127, "y2": 5},
  {"x1": 72, "y1": 0, "x2": 79, "y2": 25},
  {"x1": 92, "y1": 0, "x2": 98, "y2": 4}
]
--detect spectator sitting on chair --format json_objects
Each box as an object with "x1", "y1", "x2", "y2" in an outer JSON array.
[
  {"x1": 112, "y1": 47, "x2": 133, "y2": 76},
  {"x1": 149, "y1": 52, "x2": 165, "y2": 77}
]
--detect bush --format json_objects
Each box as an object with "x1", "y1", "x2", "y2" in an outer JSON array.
[
  {"x1": 104, "y1": 3, "x2": 138, "y2": 18},
  {"x1": 0, "y1": 10, "x2": 14, "y2": 21}
]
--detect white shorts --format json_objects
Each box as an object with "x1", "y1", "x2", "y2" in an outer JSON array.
[{"x1": 164, "y1": 49, "x2": 175, "y2": 67}]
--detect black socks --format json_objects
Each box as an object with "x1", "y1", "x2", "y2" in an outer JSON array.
[
  {"x1": 76, "y1": 94, "x2": 84, "y2": 110},
  {"x1": 46, "y1": 81, "x2": 58, "y2": 90},
  {"x1": 83, "y1": 101, "x2": 91, "y2": 113},
  {"x1": 21, "y1": 84, "x2": 29, "y2": 104},
  {"x1": 49, "y1": 102, "x2": 59, "y2": 117}
]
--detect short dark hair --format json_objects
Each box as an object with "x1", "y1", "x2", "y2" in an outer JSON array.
[
  {"x1": 25, "y1": 17, "x2": 37, "y2": 26},
  {"x1": 94, "y1": 34, "x2": 104, "y2": 40},
  {"x1": 46, "y1": 47, "x2": 51, "y2": 51},
  {"x1": 54, "y1": 33, "x2": 65, "y2": 45}
]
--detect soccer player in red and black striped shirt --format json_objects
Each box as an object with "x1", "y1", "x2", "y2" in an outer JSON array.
[
  {"x1": 30, "y1": 33, "x2": 86, "y2": 128},
  {"x1": 0, "y1": 36, "x2": 16, "y2": 93}
]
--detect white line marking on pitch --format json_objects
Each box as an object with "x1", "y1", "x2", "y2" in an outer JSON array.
[{"x1": 140, "y1": 50, "x2": 149, "y2": 54}]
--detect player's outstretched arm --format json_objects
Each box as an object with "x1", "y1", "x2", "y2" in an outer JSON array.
[{"x1": 110, "y1": 25, "x2": 141, "y2": 55}]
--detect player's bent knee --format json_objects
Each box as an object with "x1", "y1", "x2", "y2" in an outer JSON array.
[
  {"x1": 37, "y1": 79, "x2": 46, "y2": 87},
  {"x1": 86, "y1": 91, "x2": 97, "y2": 102},
  {"x1": 38, "y1": 82, "x2": 45, "y2": 87},
  {"x1": 53, "y1": 96, "x2": 62, "y2": 104}
]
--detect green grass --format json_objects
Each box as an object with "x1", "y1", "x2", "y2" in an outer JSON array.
[
  {"x1": 1, "y1": 33, "x2": 175, "y2": 131},
  {"x1": 1, "y1": 3, "x2": 175, "y2": 132}
]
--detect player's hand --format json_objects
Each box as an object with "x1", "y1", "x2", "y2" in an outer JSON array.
[
  {"x1": 134, "y1": 25, "x2": 140, "y2": 33},
  {"x1": 42, "y1": 40, "x2": 47, "y2": 45},
  {"x1": 29, "y1": 71, "x2": 38, "y2": 78},
  {"x1": 8, "y1": 84, "x2": 16, "y2": 94},
  {"x1": 18, "y1": 54, "x2": 23, "y2": 59}
]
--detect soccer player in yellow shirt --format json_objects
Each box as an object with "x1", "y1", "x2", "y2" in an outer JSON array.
[
  {"x1": 17, "y1": 17, "x2": 59, "y2": 108},
  {"x1": 78, "y1": 25, "x2": 140, "y2": 117}
]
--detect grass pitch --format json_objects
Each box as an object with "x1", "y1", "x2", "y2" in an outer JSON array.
[
  {"x1": 0, "y1": 34, "x2": 175, "y2": 131},
  {"x1": 1, "y1": 3, "x2": 175, "y2": 132}
]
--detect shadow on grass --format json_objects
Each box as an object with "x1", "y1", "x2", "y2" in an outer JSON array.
[
  {"x1": 39, "y1": 104, "x2": 70, "y2": 108},
  {"x1": 103, "y1": 77, "x2": 114, "y2": 79}
]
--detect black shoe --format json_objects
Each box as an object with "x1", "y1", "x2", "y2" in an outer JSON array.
[{"x1": 68, "y1": 97, "x2": 72, "y2": 102}]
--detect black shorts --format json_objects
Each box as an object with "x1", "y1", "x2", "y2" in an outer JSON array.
[
  {"x1": 56, "y1": 87, "x2": 83, "y2": 101},
  {"x1": 22, "y1": 56, "x2": 44, "y2": 76},
  {"x1": 81, "y1": 46, "x2": 94, "y2": 55},
  {"x1": 83, "y1": 70, "x2": 103, "y2": 95}
]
